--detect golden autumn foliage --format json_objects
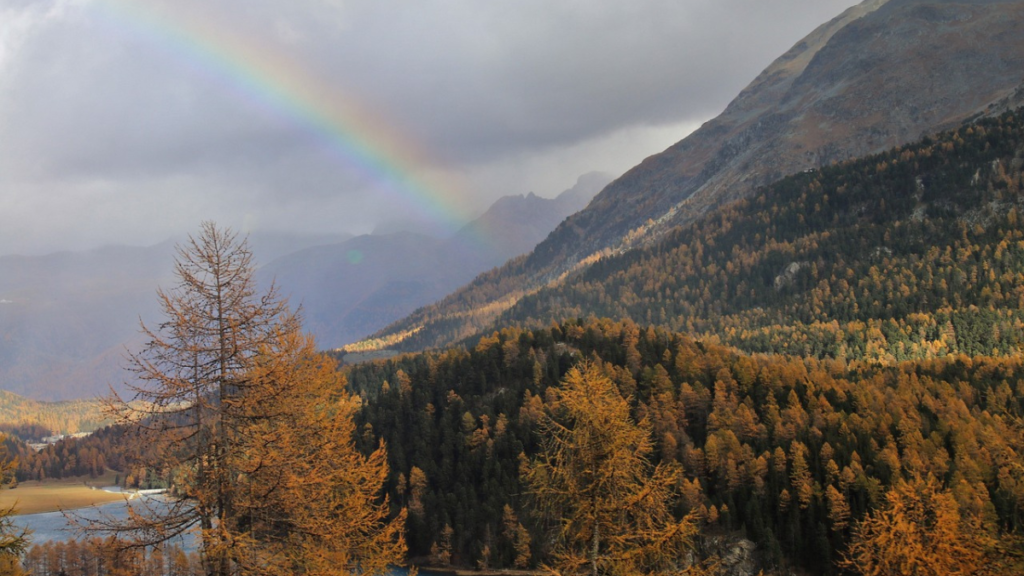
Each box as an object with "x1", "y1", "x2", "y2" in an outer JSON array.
[
  {"x1": 349, "y1": 318, "x2": 1024, "y2": 573},
  {"x1": 98, "y1": 223, "x2": 406, "y2": 576},
  {"x1": 231, "y1": 331, "x2": 407, "y2": 576},
  {"x1": 840, "y1": 476, "x2": 992, "y2": 576},
  {"x1": 363, "y1": 110, "x2": 1024, "y2": 364},
  {"x1": 502, "y1": 504, "x2": 532, "y2": 569},
  {"x1": 21, "y1": 538, "x2": 200, "y2": 576},
  {"x1": 0, "y1": 434, "x2": 28, "y2": 562},
  {"x1": 0, "y1": 393, "x2": 108, "y2": 437},
  {"x1": 527, "y1": 362, "x2": 699, "y2": 576}
]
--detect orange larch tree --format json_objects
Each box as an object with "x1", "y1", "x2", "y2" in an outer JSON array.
[
  {"x1": 840, "y1": 475, "x2": 991, "y2": 576},
  {"x1": 526, "y1": 362, "x2": 700, "y2": 576},
  {"x1": 98, "y1": 222, "x2": 406, "y2": 576}
]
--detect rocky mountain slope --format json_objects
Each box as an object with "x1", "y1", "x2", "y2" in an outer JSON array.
[{"x1": 365, "y1": 0, "x2": 1024, "y2": 352}]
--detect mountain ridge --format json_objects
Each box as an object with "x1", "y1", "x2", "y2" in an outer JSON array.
[
  {"x1": 363, "y1": 0, "x2": 1024, "y2": 353},
  {"x1": 490, "y1": 109, "x2": 1024, "y2": 362}
]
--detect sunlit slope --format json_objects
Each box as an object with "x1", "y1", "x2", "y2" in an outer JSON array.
[{"x1": 473, "y1": 111, "x2": 1024, "y2": 361}]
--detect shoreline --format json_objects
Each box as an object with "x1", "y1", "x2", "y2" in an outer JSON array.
[{"x1": 2, "y1": 471, "x2": 132, "y2": 516}]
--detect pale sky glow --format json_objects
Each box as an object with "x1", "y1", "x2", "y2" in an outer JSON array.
[{"x1": 0, "y1": 0, "x2": 859, "y2": 255}]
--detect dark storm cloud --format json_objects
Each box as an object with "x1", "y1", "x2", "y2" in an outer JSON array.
[{"x1": 0, "y1": 0, "x2": 861, "y2": 255}]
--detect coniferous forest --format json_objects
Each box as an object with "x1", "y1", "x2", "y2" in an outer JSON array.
[
  {"x1": 9, "y1": 105, "x2": 1024, "y2": 576},
  {"x1": 343, "y1": 110, "x2": 1024, "y2": 574},
  {"x1": 348, "y1": 317, "x2": 1024, "y2": 574},
  {"x1": 381, "y1": 110, "x2": 1024, "y2": 360},
  {"x1": 508, "y1": 111, "x2": 1024, "y2": 361}
]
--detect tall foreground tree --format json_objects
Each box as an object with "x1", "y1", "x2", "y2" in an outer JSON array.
[
  {"x1": 0, "y1": 434, "x2": 29, "y2": 573},
  {"x1": 103, "y1": 222, "x2": 405, "y2": 576},
  {"x1": 231, "y1": 330, "x2": 407, "y2": 575},
  {"x1": 526, "y1": 362, "x2": 699, "y2": 576}
]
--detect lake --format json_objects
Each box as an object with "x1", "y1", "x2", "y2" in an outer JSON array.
[
  {"x1": 12, "y1": 493, "x2": 196, "y2": 549},
  {"x1": 14, "y1": 502, "x2": 448, "y2": 575}
]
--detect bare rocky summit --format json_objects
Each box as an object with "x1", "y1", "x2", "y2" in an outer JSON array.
[{"x1": 543, "y1": 0, "x2": 1024, "y2": 266}]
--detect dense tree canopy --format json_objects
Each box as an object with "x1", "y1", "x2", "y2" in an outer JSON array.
[
  {"x1": 369, "y1": 110, "x2": 1024, "y2": 365},
  {"x1": 0, "y1": 434, "x2": 28, "y2": 565},
  {"x1": 349, "y1": 318, "x2": 1024, "y2": 574},
  {"x1": 15, "y1": 109, "x2": 1024, "y2": 575},
  {"x1": 841, "y1": 475, "x2": 993, "y2": 576}
]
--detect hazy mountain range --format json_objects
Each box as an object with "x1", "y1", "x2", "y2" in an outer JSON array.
[
  {"x1": 258, "y1": 172, "x2": 611, "y2": 348},
  {"x1": 9, "y1": 0, "x2": 1024, "y2": 400},
  {"x1": 0, "y1": 173, "x2": 608, "y2": 400}
]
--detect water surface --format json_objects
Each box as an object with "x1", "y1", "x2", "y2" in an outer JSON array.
[{"x1": 12, "y1": 492, "x2": 195, "y2": 549}]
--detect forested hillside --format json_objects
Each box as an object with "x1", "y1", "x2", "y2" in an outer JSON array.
[
  {"x1": 349, "y1": 319, "x2": 1024, "y2": 574},
  {"x1": 381, "y1": 110, "x2": 1024, "y2": 363},
  {"x1": 0, "y1": 392, "x2": 107, "y2": 436},
  {"x1": 3, "y1": 425, "x2": 131, "y2": 482},
  {"x1": 14, "y1": 108, "x2": 1024, "y2": 571}
]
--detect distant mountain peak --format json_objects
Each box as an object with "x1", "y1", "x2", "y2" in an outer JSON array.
[{"x1": 258, "y1": 171, "x2": 613, "y2": 352}]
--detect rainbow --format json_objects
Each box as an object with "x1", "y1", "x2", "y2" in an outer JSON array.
[{"x1": 88, "y1": 0, "x2": 475, "y2": 234}]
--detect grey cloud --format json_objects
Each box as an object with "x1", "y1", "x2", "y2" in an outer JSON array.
[
  {"x1": 0, "y1": 0, "x2": 859, "y2": 254},
  {"x1": 307, "y1": 1, "x2": 861, "y2": 160},
  {"x1": 1, "y1": 9, "x2": 295, "y2": 179}
]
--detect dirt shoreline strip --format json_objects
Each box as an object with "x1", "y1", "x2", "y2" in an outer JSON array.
[{"x1": 0, "y1": 472, "x2": 129, "y2": 516}]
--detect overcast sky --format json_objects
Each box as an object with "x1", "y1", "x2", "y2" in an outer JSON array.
[{"x1": 0, "y1": 0, "x2": 859, "y2": 256}]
